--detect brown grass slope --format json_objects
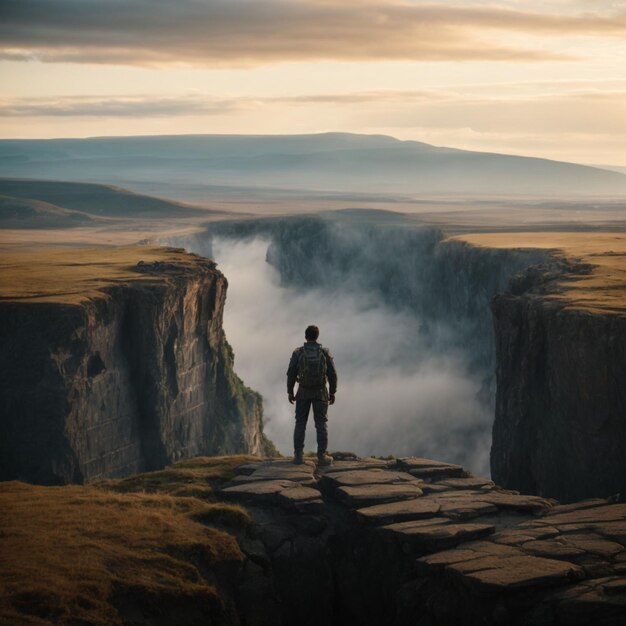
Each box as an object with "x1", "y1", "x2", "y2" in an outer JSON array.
[
  {"x1": 452, "y1": 232, "x2": 626, "y2": 315},
  {"x1": 0, "y1": 179, "x2": 220, "y2": 219},
  {"x1": 0, "y1": 196, "x2": 99, "y2": 229},
  {"x1": 0, "y1": 455, "x2": 259, "y2": 626},
  {"x1": 0, "y1": 245, "x2": 211, "y2": 305}
]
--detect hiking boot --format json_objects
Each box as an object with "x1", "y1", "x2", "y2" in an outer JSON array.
[
  {"x1": 317, "y1": 452, "x2": 333, "y2": 466},
  {"x1": 293, "y1": 451, "x2": 304, "y2": 465}
]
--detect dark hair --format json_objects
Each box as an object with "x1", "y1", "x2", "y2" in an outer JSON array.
[{"x1": 305, "y1": 325, "x2": 320, "y2": 341}]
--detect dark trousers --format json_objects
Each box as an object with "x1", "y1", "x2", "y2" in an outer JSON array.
[{"x1": 294, "y1": 398, "x2": 328, "y2": 454}]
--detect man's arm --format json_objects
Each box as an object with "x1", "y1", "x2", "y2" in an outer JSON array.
[
  {"x1": 286, "y1": 349, "x2": 300, "y2": 401},
  {"x1": 325, "y1": 349, "x2": 338, "y2": 402}
]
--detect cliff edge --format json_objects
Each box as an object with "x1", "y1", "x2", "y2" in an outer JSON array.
[
  {"x1": 6, "y1": 453, "x2": 625, "y2": 625},
  {"x1": 0, "y1": 246, "x2": 273, "y2": 484},
  {"x1": 455, "y1": 233, "x2": 626, "y2": 503}
]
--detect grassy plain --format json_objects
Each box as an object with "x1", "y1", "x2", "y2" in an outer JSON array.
[
  {"x1": 0, "y1": 245, "x2": 207, "y2": 305},
  {"x1": 453, "y1": 232, "x2": 626, "y2": 315},
  {"x1": 0, "y1": 455, "x2": 258, "y2": 626}
]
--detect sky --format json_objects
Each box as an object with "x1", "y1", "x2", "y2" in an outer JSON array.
[{"x1": 1, "y1": 0, "x2": 625, "y2": 166}]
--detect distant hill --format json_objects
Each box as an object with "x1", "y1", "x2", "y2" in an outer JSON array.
[
  {"x1": 0, "y1": 133, "x2": 625, "y2": 196},
  {"x1": 0, "y1": 195, "x2": 97, "y2": 229},
  {"x1": 0, "y1": 179, "x2": 220, "y2": 223}
]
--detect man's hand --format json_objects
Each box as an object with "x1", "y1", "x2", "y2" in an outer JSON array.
[
  {"x1": 329, "y1": 394, "x2": 336, "y2": 405},
  {"x1": 288, "y1": 393, "x2": 295, "y2": 404}
]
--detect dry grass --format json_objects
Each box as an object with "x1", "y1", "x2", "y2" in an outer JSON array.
[
  {"x1": 451, "y1": 232, "x2": 626, "y2": 315},
  {"x1": 0, "y1": 221, "x2": 208, "y2": 249},
  {"x1": 0, "y1": 455, "x2": 259, "y2": 625},
  {"x1": 97, "y1": 455, "x2": 259, "y2": 502},
  {"x1": 0, "y1": 245, "x2": 209, "y2": 305}
]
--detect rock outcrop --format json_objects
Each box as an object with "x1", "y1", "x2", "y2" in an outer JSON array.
[
  {"x1": 0, "y1": 247, "x2": 272, "y2": 484},
  {"x1": 219, "y1": 455, "x2": 626, "y2": 626},
  {"x1": 491, "y1": 260, "x2": 626, "y2": 503}
]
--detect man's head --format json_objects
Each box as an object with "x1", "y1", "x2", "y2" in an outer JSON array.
[{"x1": 305, "y1": 325, "x2": 320, "y2": 341}]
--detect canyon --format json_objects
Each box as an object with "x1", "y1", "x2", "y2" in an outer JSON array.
[
  {"x1": 173, "y1": 216, "x2": 625, "y2": 503},
  {"x1": 1, "y1": 217, "x2": 623, "y2": 503},
  {"x1": 1, "y1": 215, "x2": 624, "y2": 625}
]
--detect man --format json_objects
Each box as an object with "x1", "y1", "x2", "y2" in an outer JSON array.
[{"x1": 287, "y1": 325, "x2": 338, "y2": 466}]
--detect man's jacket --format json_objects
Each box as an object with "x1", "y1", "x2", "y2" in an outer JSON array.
[{"x1": 287, "y1": 342, "x2": 338, "y2": 401}]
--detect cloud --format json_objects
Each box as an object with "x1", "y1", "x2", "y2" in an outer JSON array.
[
  {"x1": 0, "y1": 94, "x2": 245, "y2": 117},
  {"x1": 0, "y1": 90, "x2": 457, "y2": 117},
  {"x1": 2, "y1": 0, "x2": 624, "y2": 67},
  {"x1": 2, "y1": 89, "x2": 625, "y2": 138}
]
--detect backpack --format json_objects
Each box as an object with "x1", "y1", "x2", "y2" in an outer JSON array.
[{"x1": 297, "y1": 344, "x2": 327, "y2": 388}]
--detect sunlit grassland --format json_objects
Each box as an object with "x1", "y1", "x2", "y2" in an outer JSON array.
[
  {"x1": 0, "y1": 245, "x2": 207, "y2": 305},
  {"x1": 0, "y1": 455, "x2": 259, "y2": 625},
  {"x1": 452, "y1": 232, "x2": 626, "y2": 315}
]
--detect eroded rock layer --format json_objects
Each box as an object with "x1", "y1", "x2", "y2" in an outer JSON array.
[
  {"x1": 0, "y1": 249, "x2": 270, "y2": 484},
  {"x1": 491, "y1": 264, "x2": 626, "y2": 503},
  {"x1": 219, "y1": 455, "x2": 626, "y2": 626}
]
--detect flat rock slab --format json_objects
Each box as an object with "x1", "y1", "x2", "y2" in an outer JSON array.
[
  {"x1": 590, "y1": 522, "x2": 626, "y2": 544},
  {"x1": 408, "y1": 466, "x2": 466, "y2": 480},
  {"x1": 232, "y1": 468, "x2": 315, "y2": 484},
  {"x1": 220, "y1": 479, "x2": 300, "y2": 502},
  {"x1": 336, "y1": 483, "x2": 423, "y2": 507},
  {"x1": 492, "y1": 527, "x2": 560, "y2": 545},
  {"x1": 437, "y1": 477, "x2": 495, "y2": 490},
  {"x1": 563, "y1": 534, "x2": 625, "y2": 558},
  {"x1": 434, "y1": 497, "x2": 499, "y2": 520},
  {"x1": 381, "y1": 520, "x2": 495, "y2": 552},
  {"x1": 474, "y1": 491, "x2": 553, "y2": 514},
  {"x1": 524, "y1": 504, "x2": 626, "y2": 528},
  {"x1": 276, "y1": 486, "x2": 323, "y2": 509},
  {"x1": 554, "y1": 578, "x2": 626, "y2": 622},
  {"x1": 356, "y1": 498, "x2": 442, "y2": 525},
  {"x1": 601, "y1": 578, "x2": 626, "y2": 594},
  {"x1": 397, "y1": 457, "x2": 463, "y2": 470},
  {"x1": 521, "y1": 539, "x2": 587, "y2": 559},
  {"x1": 322, "y1": 468, "x2": 422, "y2": 487},
  {"x1": 449, "y1": 554, "x2": 584, "y2": 592},
  {"x1": 418, "y1": 541, "x2": 523, "y2": 571},
  {"x1": 546, "y1": 499, "x2": 612, "y2": 517},
  {"x1": 318, "y1": 460, "x2": 391, "y2": 474}
]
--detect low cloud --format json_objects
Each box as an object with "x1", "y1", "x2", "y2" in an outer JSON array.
[
  {"x1": 0, "y1": 94, "x2": 244, "y2": 118},
  {"x1": 3, "y1": 0, "x2": 624, "y2": 67},
  {"x1": 209, "y1": 237, "x2": 493, "y2": 475},
  {"x1": 2, "y1": 89, "x2": 624, "y2": 139},
  {"x1": 0, "y1": 90, "x2": 453, "y2": 117}
]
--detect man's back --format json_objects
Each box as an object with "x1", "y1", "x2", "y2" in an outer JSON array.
[
  {"x1": 287, "y1": 342, "x2": 337, "y2": 401},
  {"x1": 287, "y1": 326, "x2": 338, "y2": 466}
]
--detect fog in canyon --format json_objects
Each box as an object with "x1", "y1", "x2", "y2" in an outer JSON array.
[{"x1": 202, "y1": 236, "x2": 491, "y2": 474}]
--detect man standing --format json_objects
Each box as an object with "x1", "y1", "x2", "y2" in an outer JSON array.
[{"x1": 287, "y1": 325, "x2": 338, "y2": 466}]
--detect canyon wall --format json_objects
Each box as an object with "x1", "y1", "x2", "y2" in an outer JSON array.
[
  {"x1": 0, "y1": 252, "x2": 273, "y2": 484},
  {"x1": 491, "y1": 272, "x2": 626, "y2": 503}
]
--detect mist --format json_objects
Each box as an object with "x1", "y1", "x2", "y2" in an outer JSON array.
[{"x1": 212, "y1": 237, "x2": 493, "y2": 475}]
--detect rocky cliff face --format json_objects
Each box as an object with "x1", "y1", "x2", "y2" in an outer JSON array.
[
  {"x1": 491, "y1": 265, "x2": 626, "y2": 503},
  {"x1": 217, "y1": 455, "x2": 626, "y2": 626},
  {"x1": 0, "y1": 250, "x2": 271, "y2": 484}
]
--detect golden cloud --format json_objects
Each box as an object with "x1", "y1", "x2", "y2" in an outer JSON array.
[{"x1": 2, "y1": 0, "x2": 624, "y2": 66}]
